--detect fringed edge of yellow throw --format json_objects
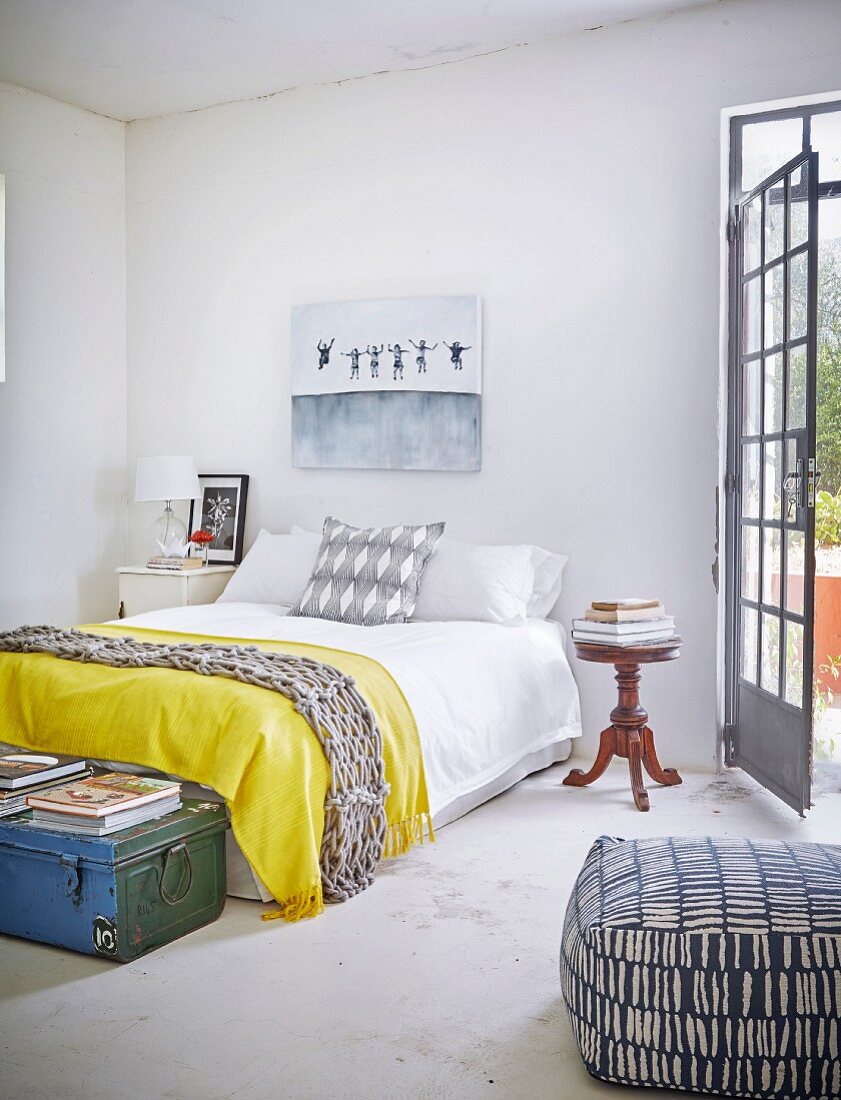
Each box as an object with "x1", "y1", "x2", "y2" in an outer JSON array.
[
  {"x1": 262, "y1": 882, "x2": 324, "y2": 923},
  {"x1": 383, "y1": 811, "x2": 435, "y2": 859},
  {"x1": 260, "y1": 813, "x2": 435, "y2": 923}
]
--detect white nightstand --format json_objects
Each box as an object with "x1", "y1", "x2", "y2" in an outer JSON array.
[{"x1": 116, "y1": 565, "x2": 236, "y2": 619}]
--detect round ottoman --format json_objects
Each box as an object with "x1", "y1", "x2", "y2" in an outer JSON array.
[{"x1": 561, "y1": 835, "x2": 841, "y2": 1098}]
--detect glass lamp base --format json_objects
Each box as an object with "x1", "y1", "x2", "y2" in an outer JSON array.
[{"x1": 149, "y1": 506, "x2": 188, "y2": 559}]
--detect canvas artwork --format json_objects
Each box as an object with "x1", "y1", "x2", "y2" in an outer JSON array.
[{"x1": 291, "y1": 296, "x2": 481, "y2": 471}]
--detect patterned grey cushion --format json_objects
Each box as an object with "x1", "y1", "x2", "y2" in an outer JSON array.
[
  {"x1": 561, "y1": 835, "x2": 841, "y2": 1098},
  {"x1": 288, "y1": 516, "x2": 445, "y2": 626}
]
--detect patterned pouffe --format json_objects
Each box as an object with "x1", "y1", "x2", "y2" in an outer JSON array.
[{"x1": 561, "y1": 835, "x2": 841, "y2": 1099}]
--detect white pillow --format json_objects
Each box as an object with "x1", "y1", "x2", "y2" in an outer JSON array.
[
  {"x1": 412, "y1": 539, "x2": 535, "y2": 625},
  {"x1": 293, "y1": 527, "x2": 566, "y2": 623},
  {"x1": 527, "y1": 547, "x2": 568, "y2": 618},
  {"x1": 216, "y1": 528, "x2": 321, "y2": 606}
]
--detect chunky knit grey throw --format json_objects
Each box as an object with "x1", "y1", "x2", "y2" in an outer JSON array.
[{"x1": 0, "y1": 625, "x2": 390, "y2": 905}]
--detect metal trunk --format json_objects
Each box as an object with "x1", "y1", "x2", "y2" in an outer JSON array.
[{"x1": 0, "y1": 800, "x2": 228, "y2": 962}]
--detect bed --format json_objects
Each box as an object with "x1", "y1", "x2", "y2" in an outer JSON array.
[{"x1": 99, "y1": 601, "x2": 582, "y2": 901}]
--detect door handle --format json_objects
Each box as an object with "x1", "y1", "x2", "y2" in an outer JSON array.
[
  {"x1": 807, "y1": 458, "x2": 822, "y2": 508},
  {"x1": 159, "y1": 843, "x2": 193, "y2": 906},
  {"x1": 783, "y1": 459, "x2": 803, "y2": 519}
]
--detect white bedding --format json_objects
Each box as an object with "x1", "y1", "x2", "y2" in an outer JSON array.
[
  {"x1": 111, "y1": 603, "x2": 582, "y2": 899},
  {"x1": 116, "y1": 601, "x2": 581, "y2": 813}
]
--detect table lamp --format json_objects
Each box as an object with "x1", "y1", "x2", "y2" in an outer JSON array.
[{"x1": 135, "y1": 455, "x2": 201, "y2": 559}]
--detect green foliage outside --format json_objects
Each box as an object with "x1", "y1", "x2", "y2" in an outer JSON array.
[
  {"x1": 816, "y1": 489, "x2": 841, "y2": 546},
  {"x1": 814, "y1": 655, "x2": 841, "y2": 762},
  {"x1": 817, "y1": 239, "x2": 841, "y2": 504},
  {"x1": 808, "y1": 236, "x2": 841, "y2": 756}
]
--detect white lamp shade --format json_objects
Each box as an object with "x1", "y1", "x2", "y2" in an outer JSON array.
[{"x1": 135, "y1": 456, "x2": 201, "y2": 502}]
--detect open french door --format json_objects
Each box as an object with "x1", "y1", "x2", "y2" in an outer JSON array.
[{"x1": 725, "y1": 148, "x2": 819, "y2": 814}]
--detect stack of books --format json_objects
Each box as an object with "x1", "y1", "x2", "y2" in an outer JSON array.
[
  {"x1": 572, "y1": 598, "x2": 676, "y2": 647},
  {"x1": 146, "y1": 555, "x2": 204, "y2": 572},
  {"x1": 26, "y1": 773, "x2": 182, "y2": 836},
  {"x1": 0, "y1": 753, "x2": 90, "y2": 819}
]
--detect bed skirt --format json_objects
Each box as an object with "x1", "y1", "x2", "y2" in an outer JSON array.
[
  {"x1": 89, "y1": 734, "x2": 573, "y2": 903},
  {"x1": 222, "y1": 736, "x2": 574, "y2": 902}
]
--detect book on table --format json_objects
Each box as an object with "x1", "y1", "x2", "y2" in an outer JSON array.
[
  {"x1": 573, "y1": 597, "x2": 676, "y2": 646},
  {"x1": 145, "y1": 556, "x2": 205, "y2": 571},
  {"x1": 30, "y1": 793, "x2": 182, "y2": 835},
  {"x1": 590, "y1": 598, "x2": 661, "y2": 612},
  {"x1": 572, "y1": 617, "x2": 675, "y2": 636},
  {"x1": 0, "y1": 753, "x2": 88, "y2": 791},
  {"x1": 26, "y1": 773, "x2": 181, "y2": 817},
  {"x1": 571, "y1": 631, "x2": 676, "y2": 647},
  {"x1": 585, "y1": 604, "x2": 666, "y2": 623}
]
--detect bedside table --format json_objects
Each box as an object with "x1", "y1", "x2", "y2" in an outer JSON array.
[
  {"x1": 563, "y1": 638, "x2": 683, "y2": 813},
  {"x1": 116, "y1": 565, "x2": 236, "y2": 619}
]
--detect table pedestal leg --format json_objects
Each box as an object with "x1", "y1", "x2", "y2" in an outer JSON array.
[
  {"x1": 641, "y1": 726, "x2": 682, "y2": 786},
  {"x1": 563, "y1": 661, "x2": 680, "y2": 811},
  {"x1": 626, "y1": 729, "x2": 650, "y2": 812},
  {"x1": 563, "y1": 726, "x2": 616, "y2": 786}
]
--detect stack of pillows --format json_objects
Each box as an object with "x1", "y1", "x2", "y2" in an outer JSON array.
[{"x1": 218, "y1": 516, "x2": 567, "y2": 627}]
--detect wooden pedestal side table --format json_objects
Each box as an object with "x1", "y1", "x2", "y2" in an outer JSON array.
[{"x1": 563, "y1": 638, "x2": 682, "y2": 812}]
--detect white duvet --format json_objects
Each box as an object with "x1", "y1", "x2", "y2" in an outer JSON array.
[{"x1": 115, "y1": 602, "x2": 582, "y2": 823}]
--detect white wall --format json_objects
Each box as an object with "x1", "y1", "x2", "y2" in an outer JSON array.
[
  {"x1": 124, "y1": 0, "x2": 841, "y2": 771},
  {"x1": 0, "y1": 84, "x2": 126, "y2": 628}
]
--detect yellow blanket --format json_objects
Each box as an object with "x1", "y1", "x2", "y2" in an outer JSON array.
[{"x1": 0, "y1": 624, "x2": 431, "y2": 921}]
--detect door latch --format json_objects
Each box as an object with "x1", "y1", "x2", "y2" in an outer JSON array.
[
  {"x1": 60, "y1": 854, "x2": 82, "y2": 899},
  {"x1": 807, "y1": 458, "x2": 822, "y2": 508},
  {"x1": 783, "y1": 459, "x2": 803, "y2": 519}
]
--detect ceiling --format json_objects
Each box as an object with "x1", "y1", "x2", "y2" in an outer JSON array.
[{"x1": 0, "y1": 0, "x2": 712, "y2": 122}]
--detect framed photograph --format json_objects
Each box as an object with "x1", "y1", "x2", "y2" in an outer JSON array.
[{"x1": 188, "y1": 475, "x2": 249, "y2": 564}]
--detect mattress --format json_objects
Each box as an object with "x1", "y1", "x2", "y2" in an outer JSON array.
[{"x1": 109, "y1": 602, "x2": 583, "y2": 900}]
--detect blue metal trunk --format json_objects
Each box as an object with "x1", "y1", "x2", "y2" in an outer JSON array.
[{"x1": 0, "y1": 799, "x2": 228, "y2": 961}]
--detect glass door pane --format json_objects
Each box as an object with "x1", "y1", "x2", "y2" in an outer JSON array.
[
  {"x1": 811, "y1": 111, "x2": 841, "y2": 181},
  {"x1": 741, "y1": 118, "x2": 804, "y2": 193}
]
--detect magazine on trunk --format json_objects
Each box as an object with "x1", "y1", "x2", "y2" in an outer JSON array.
[
  {"x1": 0, "y1": 753, "x2": 88, "y2": 790},
  {"x1": 0, "y1": 769, "x2": 94, "y2": 817},
  {"x1": 30, "y1": 794, "x2": 183, "y2": 835},
  {"x1": 26, "y1": 773, "x2": 181, "y2": 818}
]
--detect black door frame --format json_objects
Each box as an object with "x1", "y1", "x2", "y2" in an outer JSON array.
[{"x1": 725, "y1": 98, "x2": 841, "y2": 810}]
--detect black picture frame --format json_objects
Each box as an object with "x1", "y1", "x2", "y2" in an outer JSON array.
[{"x1": 188, "y1": 474, "x2": 249, "y2": 565}]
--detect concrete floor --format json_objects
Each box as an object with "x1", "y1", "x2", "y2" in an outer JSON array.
[{"x1": 3, "y1": 763, "x2": 841, "y2": 1100}]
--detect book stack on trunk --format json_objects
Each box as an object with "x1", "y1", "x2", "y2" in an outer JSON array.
[
  {"x1": 572, "y1": 599, "x2": 676, "y2": 647},
  {"x1": 25, "y1": 773, "x2": 182, "y2": 836},
  {"x1": 0, "y1": 753, "x2": 90, "y2": 818}
]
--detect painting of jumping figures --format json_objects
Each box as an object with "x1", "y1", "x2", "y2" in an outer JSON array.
[{"x1": 291, "y1": 295, "x2": 482, "y2": 471}]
